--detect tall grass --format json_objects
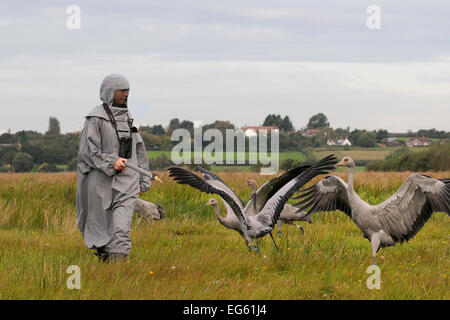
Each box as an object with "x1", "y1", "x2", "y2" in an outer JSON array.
[
  {"x1": 0, "y1": 170, "x2": 448, "y2": 299},
  {"x1": 0, "y1": 172, "x2": 77, "y2": 231}
]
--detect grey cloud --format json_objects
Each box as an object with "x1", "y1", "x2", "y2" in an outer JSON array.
[{"x1": 1, "y1": 0, "x2": 449, "y2": 133}]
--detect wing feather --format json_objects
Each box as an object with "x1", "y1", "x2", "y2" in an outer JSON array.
[
  {"x1": 168, "y1": 166, "x2": 249, "y2": 231},
  {"x1": 247, "y1": 164, "x2": 313, "y2": 213},
  {"x1": 293, "y1": 175, "x2": 352, "y2": 218},
  {"x1": 196, "y1": 166, "x2": 245, "y2": 209},
  {"x1": 376, "y1": 174, "x2": 450, "y2": 242},
  {"x1": 253, "y1": 155, "x2": 338, "y2": 236}
]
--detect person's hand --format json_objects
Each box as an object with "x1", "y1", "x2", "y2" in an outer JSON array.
[{"x1": 114, "y1": 158, "x2": 127, "y2": 171}]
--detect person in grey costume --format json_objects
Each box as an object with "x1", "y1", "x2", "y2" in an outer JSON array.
[{"x1": 76, "y1": 74, "x2": 151, "y2": 262}]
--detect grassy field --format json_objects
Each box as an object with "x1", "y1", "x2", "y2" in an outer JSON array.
[
  {"x1": 312, "y1": 148, "x2": 394, "y2": 161},
  {"x1": 0, "y1": 170, "x2": 448, "y2": 299},
  {"x1": 147, "y1": 149, "x2": 394, "y2": 162},
  {"x1": 147, "y1": 151, "x2": 307, "y2": 162},
  {"x1": 147, "y1": 147, "x2": 409, "y2": 163},
  {"x1": 147, "y1": 148, "x2": 391, "y2": 172}
]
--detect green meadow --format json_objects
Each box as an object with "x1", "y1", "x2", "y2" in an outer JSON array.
[
  {"x1": 147, "y1": 151, "x2": 307, "y2": 162},
  {"x1": 0, "y1": 171, "x2": 448, "y2": 299}
]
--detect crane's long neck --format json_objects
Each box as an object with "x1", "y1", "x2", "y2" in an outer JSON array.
[
  {"x1": 345, "y1": 165, "x2": 365, "y2": 222},
  {"x1": 250, "y1": 191, "x2": 257, "y2": 211},
  {"x1": 212, "y1": 204, "x2": 229, "y2": 228},
  {"x1": 347, "y1": 165, "x2": 355, "y2": 191}
]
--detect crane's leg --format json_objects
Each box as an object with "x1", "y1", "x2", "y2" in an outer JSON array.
[
  {"x1": 296, "y1": 224, "x2": 305, "y2": 235},
  {"x1": 251, "y1": 239, "x2": 259, "y2": 253},
  {"x1": 246, "y1": 239, "x2": 259, "y2": 253},
  {"x1": 135, "y1": 216, "x2": 143, "y2": 230},
  {"x1": 370, "y1": 234, "x2": 381, "y2": 265},
  {"x1": 245, "y1": 240, "x2": 252, "y2": 253},
  {"x1": 268, "y1": 232, "x2": 279, "y2": 252},
  {"x1": 255, "y1": 237, "x2": 262, "y2": 249},
  {"x1": 277, "y1": 220, "x2": 282, "y2": 238}
]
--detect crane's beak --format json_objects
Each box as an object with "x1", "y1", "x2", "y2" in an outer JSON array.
[
  {"x1": 205, "y1": 201, "x2": 211, "y2": 206},
  {"x1": 335, "y1": 160, "x2": 346, "y2": 167},
  {"x1": 154, "y1": 176, "x2": 163, "y2": 183}
]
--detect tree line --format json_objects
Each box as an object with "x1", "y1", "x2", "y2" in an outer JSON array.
[
  {"x1": 366, "y1": 142, "x2": 450, "y2": 172},
  {"x1": 1, "y1": 113, "x2": 448, "y2": 172}
]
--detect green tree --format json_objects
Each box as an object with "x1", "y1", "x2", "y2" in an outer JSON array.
[
  {"x1": 417, "y1": 128, "x2": 449, "y2": 139},
  {"x1": 214, "y1": 120, "x2": 234, "y2": 133},
  {"x1": 138, "y1": 126, "x2": 153, "y2": 134},
  {"x1": 366, "y1": 142, "x2": 450, "y2": 172},
  {"x1": 280, "y1": 116, "x2": 294, "y2": 132},
  {"x1": 21, "y1": 142, "x2": 44, "y2": 164},
  {"x1": 16, "y1": 130, "x2": 28, "y2": 144},
  {"x1": 0, "y1": 146, "x2": 19, "y2": 165},
  {"x1": 307, "y1": 113, "x2": 329, "y2": 129},
  {"x1": 357, "y1": 131, "x2": 377, "y2": 147},
  {"x1": 179, "y1": 120, "x2": 194, "y2": 130},
  {"x1": 279, "y1": 131, "x2": 292, "y2": 150},
  {"x1": 290, "y1": 132, "x2": 313, "y2": 148},
  {"x1": 151, "y1": 125, "x2": 165, "y2": 136},
  {"x1": 263, "y1": 114, "x2": 293, "y2": 132},
  {"x1": 21, "y1": 130, "x2": 43, "y2": 141},
  {"x1": 312, "y1": 134, "x2": 328, "y2": 147},
  {"x1": 12, "y1": 152, "x2": 34, "y2": 172},
  {"x1": 161, "y1": 136, "x2": 173, "y2": 150},
  {"x1": 46, "y1": 117, "x2": 61, "y2": 136},
  {"x1": 40, "y1": 139, "x2": 77, "y2": 164},
  {"x1": 263, "y1": 114, "x2": 282, "y2": 127},
  {"x1": 141, "y1": 132, "x2": 162, "y2": 150},
  {"x1": 376, "y1": 129, "x2": 389, "y2": 142},
  {"x1": 168, "y1": 118, "x2": 180, "y2": 133},
  {"x1": 333, "y1": 127, "x2": 351, "y2": 140},
  {"x1": 67, "y1": 157, "x2": 78, "y2": 171},
  {"x1": 0, "y1": 133, "x2": 13, "y2": 144},
  {"x1": 203, "y1": 120, "x2": 235, "y2": 135}
]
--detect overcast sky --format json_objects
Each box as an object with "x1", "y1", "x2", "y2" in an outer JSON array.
[{"x1": 1, "y1": 0, "x2": 450, "y2": 134}]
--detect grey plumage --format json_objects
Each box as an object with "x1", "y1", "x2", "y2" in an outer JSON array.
[
  {"x1": 247, "y1": 179, "x2": 311, "y2": 237},
  {"x1": 133, "y1": 172, "x2": 164, "y2": 224},
  {"x1": 168, "y1": 155, "x2": 337, "y2": 251},
  {"x1": 134, "y1": 198, "x2": 165, "y2": 224},
  {"x1": 294, "y1": 156, "x2": 450, "y2": 263}
]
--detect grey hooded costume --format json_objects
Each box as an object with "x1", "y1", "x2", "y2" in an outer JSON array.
[{"x1": 76, "y1": 74, "x2": 151, "y2": 256}]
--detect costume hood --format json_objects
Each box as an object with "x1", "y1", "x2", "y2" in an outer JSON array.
[{"x1": 100, "y1": 74, "x2": 130, "y2": 107}]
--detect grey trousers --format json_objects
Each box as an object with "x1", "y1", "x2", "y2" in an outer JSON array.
[{"x1": 105, "y1": 198, "x2": 136, "y2": 255}]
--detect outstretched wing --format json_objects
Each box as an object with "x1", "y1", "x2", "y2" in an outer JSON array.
[
  {"x1": 375, "y1": 174, "x2": 450, "y2": 242},
  {"x1": 245, "y1": 164, "x2": 312, "y2": 213},
  {"x1": 254, "y1": 155, "x2": 338, "y2": 236},
  {"x1": 292, "y1": 175, "x2": 352, "y2": 218},
  {"x1": 167, "y1": 166, "x2": 248, "y2": 231},
  {"x1": 197, "y1": 166, "x2": 245, "y2": 209}
]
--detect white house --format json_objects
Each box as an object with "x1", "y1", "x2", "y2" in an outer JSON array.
[
  {"x1": 242, "y1": 126, "x2": 279, "y2": 137},
  {"x1": 405, "y1": 137, "x2": 431, "y2": 147},
  {"x1": 327, "y1": 137, "x2": 351, "y2": 146}
]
